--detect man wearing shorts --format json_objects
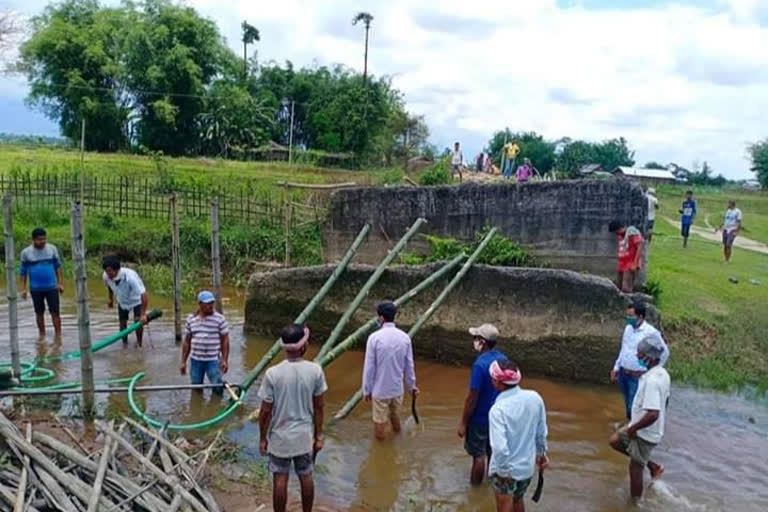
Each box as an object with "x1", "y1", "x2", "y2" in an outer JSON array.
[
  {"x1": 679, "y1": 190, "x2": 697, "y2": 248},
  {"x1": 259, "y1": 324, "x2": 327, "y2": 512},
  {"x1": 609, "y1": 336, "x2": 669, "y2": 501},
  {"x1": 362, "y1": 300, "x2": 418, "y2": 441},
  {"x1": 488, "y1": 360, "x2": 549, "y2": 512},
  {"x1": 608, "y1": 220, "x2": 644, "y2": 293},
  {"x1": 20, "y1": 227, "x2": 63, "y2": 337},
  {"x1": 102, "y1": 255, "x2": 149, "y2": 346},
  {"x1": 451, "y1": 141, "x2": 464, "y2": 182},
  {"x1": 458, "y1": 323, "x2": 507, "y2": 485},
  {"x1": 717, "y1": 200, "x2": 742, "y2": 263}
]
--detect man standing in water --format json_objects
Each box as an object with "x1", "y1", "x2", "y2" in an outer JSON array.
[
  {"x1": 362, "y1": 300, "x2": 418, "y2": 441},
  {"x1": 102, "y1": 256, "x2": 149, "y2": 346},
  {"x1": 259, "y1": 324, "x2": 327, "y2": 512},
  {"x1": 20, "y1": 227, "x2": 64, "y2": 338},
  {"x1": 488, "y1": 360, "x2": 549, "y2": 512},
  {"x1": 716, "y1": 199, "x2": 742, "y2": 263},
  {"x1": 180, "y1": 291, "x2": 229, "y2": 393},
  {"x1": 458, "y1": 323, "x2": 508, "y2": 485},
  {"x1": 611, "y1": 302, "x2": 668, "y2": 420},
  {"x1": 609, "y1": 336, "x2": 670, "y2": 501}
]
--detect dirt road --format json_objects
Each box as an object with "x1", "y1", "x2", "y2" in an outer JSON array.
[{"x1": 662, "y1": 216, "x2": 768, "y2": 255}]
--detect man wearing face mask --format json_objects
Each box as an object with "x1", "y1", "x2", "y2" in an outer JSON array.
[
  {"x1": 458, "y1": 324, "x2": 508, "y2": 485},
  {"x1": 610, "y1": 302, "x2": 669, "y2": 420}
]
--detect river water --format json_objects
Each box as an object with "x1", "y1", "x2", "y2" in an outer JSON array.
[{"x1": 2, "y1": 283, "x2": 767, "y2": 511}]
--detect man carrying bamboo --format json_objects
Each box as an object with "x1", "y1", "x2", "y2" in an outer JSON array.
[
  {"x1": 362, "y1": 300, "x2": 418, "y2": 441},
  {"x1": 259, "y1": 324, "x2": 327, "y2": 512}
]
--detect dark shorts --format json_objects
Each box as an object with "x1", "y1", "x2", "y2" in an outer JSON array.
[
  {"x1": 118, "y1": 305, "x2": 142, "y2": 323},
  {"x1": 617, "y1": 430, "x2": 657, "y2": 466},
  {"x1": 681, "y1": 223, "x2": 692, "y2": 238},
  {"x1": 268, "y1": 453, "x2": 313, "y2": 476},
  {"x1": 31, "y1": 289, "x2": 59, "y2": 315},
  {"x1": 647, "y1": 219, "x2": 655, "y2": 232},
  {"x1": 489, "y1": 474, "x2": 532, "y2": 498},
  {"x1": 464, "y1": 422, "x2": 492, "y2": 458},
  {"x1": 722, "y1": 230, "x2": 737, "y2": 248}
]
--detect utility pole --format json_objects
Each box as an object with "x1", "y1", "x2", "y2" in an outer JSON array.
[
  {"x1": 288, "y1": 100, "x2": 295, "y2": 165},
  {"x1": 71, "y1": 201, "x2": 95, "y2": 418},
  {"x1": 3, "y1": 194, "x2": 20, "y2": 378}
]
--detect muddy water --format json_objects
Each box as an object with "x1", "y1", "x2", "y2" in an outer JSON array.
[{"x1": 2, "y1": 282, "x2": 768, "y2": 511}]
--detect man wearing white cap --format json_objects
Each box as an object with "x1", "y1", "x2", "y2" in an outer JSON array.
[
  {"x1": 180, "y1": 290, "x2": 230, "y2": 393},
  {"x1": 609, "y1": 336, "x2": 670, "y2": 501},
  {"x1": 259, "y1": 324, "x2": 327, "y2": 512},
  {"x1": 458, "y1": 323, "x2": 508, "y2": 485}
]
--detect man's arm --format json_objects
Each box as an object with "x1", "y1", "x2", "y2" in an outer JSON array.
[
  {"x1": 106, "y1": 287, "x2": 114, "y2": 308},
  {"x1": 627, "y1": 410, "x2": 659, "y2": 438},
  {"x1": 19, "y1": 274, "x2": 28, "y2": 299},
  {"x1": 139, "y1": 292, "x2": 149, "y2": 323},
  {"x1": 53, "y1": 248, "x2": 63, "y2": 292},
  {"x1": 180, "y1": 333, "x2": 192, "y2": 375},
  {"x1": 312, "y1": 394, "x2": 325, "y2": 453},
  {"x1": 404, "y1": 340, "x2": 417, "y2": 393},
  {"x1": 654, "y1": 330, "x2": 670, "y2": 366},
  {"x1": 219, "y1": 333, "x2": 230, "y2": 374},
  {"x1": 258, "y1": 401, "x2": 274, "y2": 456},
  {"x1": 458, "y1": 389, "x2": 479, "y2": 438},
  {"x1": 612, "y1": 327, "x2": 629, "y2": 379},
  {"x1": 535, "y1": 397, "x2": 549, "y2": 469},
  {"x1": 488, "y1": 408, "x2": 510, "y2": 474},
  {"x1": 362, "y1": 337, "x2": 376, "y2": 399}
]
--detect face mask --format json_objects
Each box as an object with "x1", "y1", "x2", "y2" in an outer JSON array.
[
  {"x1": 637, "y1": 357, "x2": 649, "y2": 369},
  {"x1": 473, "y1": 340, "x2": 484, "y2": 352},
  {"x1": 376, "y1": 319, "x2": 382, "y2": 328},
  {"x1": 625, "y1": 316, "x2": 637, "y2": 327}
]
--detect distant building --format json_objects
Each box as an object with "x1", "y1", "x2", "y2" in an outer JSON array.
[{"x1": 610, "y1": 166, "x2": 677, "y2": 185}]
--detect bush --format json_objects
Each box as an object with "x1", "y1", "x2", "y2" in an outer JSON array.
[
  {"x1": 418, "y1": 159, "x2": 452, "y2": 186},
  {"x1": 643, "y1": 278, "x2": 663, "y2": 306}
]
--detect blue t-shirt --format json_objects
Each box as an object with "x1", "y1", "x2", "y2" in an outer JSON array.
[
  {"x1": 681, "y1": 199, "x2": 697, "y2": 225},
  {"x1": 20, "y1": 244, "x2": 61, "y2": 291},
  {"x1": 469, "y1": 349, "x2": 508, "y2": 424}
]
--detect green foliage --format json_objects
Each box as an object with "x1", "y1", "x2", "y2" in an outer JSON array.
[
  {"x1": 643, "y1": 161, "x2": 667, "y2": 170},
  {"x1": 554, "y1": 137, "x2": 635, "y2": 177},
  {"x1": 687, "y1": 161, "x2": 728, "y2": 187},
  {"x1": 748, "y1": 138, "x2": 768, "y2": 188},
  {"x1": 487, "y1": 130, "x2": 556, "y2": 172},
  {"x1": 418, "y1": 159, "x2": 452, "y2": 186},
  {"x1": 378, "y1": 168, "x2": 405, "y2": 185},
  {"x1": 643, "y1": 277, "x2": 663, "y2": 306}
]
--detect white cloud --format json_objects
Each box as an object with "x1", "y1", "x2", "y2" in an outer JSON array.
[{"x1": 2, "y1": 0, "x2": 767, "y2": 178}]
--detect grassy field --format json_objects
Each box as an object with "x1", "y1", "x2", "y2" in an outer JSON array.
[{"x1": 651, "y1": 185, "x2": 768, "y2": 392}]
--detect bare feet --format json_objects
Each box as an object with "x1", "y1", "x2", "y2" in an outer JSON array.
[{"x1": 650, "y1": 464, "x2": 665, "y2": 482}]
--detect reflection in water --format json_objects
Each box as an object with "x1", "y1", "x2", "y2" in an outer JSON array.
[{"x1": 2, "y1": 282, "x2": 768, "y2": 511}]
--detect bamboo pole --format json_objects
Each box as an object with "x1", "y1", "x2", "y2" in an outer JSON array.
[
  {"x1": 314, "y1": 217, "x2": 427, "y2": 361},
  {"x1": 86, "y1": 420, "x2": 114, "y2": 512},
  {"x1": 210, "y1": 198, "x2": 223, "y2": 313},
  {"x1": 319, "y1": 253, "x2": 466, "y2": 368},
  {"x1": 332, "y1": 228, "x2": 498, "y2": 421},
  {"x1": 2, "y1": 194, "x2": 20, "y2": 378},
  {"x1": 240, "y1": 223, "x2": 371, "y2": 390},
  {"x1": 283, "y1": 185, "x2": 291, "y2": 266},
  {"x1": 71, "y1": 201, "x2": 95, "y2": 418},
  {"x1": 13, "y1": 423, "x2": 30, "y2": 512},
  {"x1": 171, "y1": 193, "x2": 182, "y2": 342}
]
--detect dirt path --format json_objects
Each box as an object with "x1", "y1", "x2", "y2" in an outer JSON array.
[{"x1": 662, "y1": 216, "x2": 768, "y2": 255}]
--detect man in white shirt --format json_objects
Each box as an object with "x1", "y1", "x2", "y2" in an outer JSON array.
[
  {"x1": 102, "y1": 255, "x2": 149, "y2": 347},
  {"x1": 609, "y1": 336, "x2": 670, "y2": 501},
  {"x1": 610, "y1": 302, "x2": 669, "y2": 420},
  {"x1": 646, "y1": 188, "x2": 659, "y2": 243},
  {"x1": 716, "y1": 199, "x2": 742, "y2": 263},
  {"x1": 451, "y1": 141, "x2": 464, "y2": 182}
]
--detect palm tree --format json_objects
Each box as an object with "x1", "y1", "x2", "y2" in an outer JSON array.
[
  {"x1": 352, "y1": 12, "x2": 374, "y2": 85},
  {"x1": 241, "y1": 21, "x2": 260, "y2": 78}
]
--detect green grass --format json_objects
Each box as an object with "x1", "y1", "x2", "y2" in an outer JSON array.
[{"x1": 649, "y1": 186, "x2": 768, "y2": 391}]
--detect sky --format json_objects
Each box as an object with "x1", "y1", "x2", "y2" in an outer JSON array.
[{"x1": 2, "y1": 0, "x2": 768, "y2": 179}]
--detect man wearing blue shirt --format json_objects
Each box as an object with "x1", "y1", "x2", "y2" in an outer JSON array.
[
  {"x1": 20, "y1": 227, "x2": 63, "y2": 337},
  {"x1": 458, "y1": 323, "x2": 508, "y2": 485},
  {"x1": 679, "y1": 190, "x2": 697, "y2": 248}
]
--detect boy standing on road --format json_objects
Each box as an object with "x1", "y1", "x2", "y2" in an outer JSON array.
[
  {"x1": 679, "y1": 190, "x2": 697, "y2": 248},
  {"x1": 259, "y1": 324, "x2": 327, "y2": 512},
  {"x1": 458, "y1": 323, "x2": 508, "y2": 485},
  {"x1": 717, "y1": 200, "x2": 742, "y2": 263},
  {"x1": 102, "y1": 256, "x2": 149, "y2": 346},
  {"x1": 362, "y1": 300, "x2": 418, "y2": 441},
  {"x1": 20, "y1": 227, "x2": 64, "y2": 338},
  {"x1": 608, "y1": 220, "x2": 644, "y2": 293},
  {"x1": 180, "y1": 290, "x2": 230, "y2": 393}
]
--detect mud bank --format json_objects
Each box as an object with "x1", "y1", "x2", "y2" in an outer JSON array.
[{"x1": 245, "y1": 264, "x2": 649, "y2": 383}]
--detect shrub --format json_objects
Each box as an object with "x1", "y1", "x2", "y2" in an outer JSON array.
[
  {"x1": 418, "y1": 160, "x2": 452, "y2": 186},
  {"x1": 643, "y1": 278, "x2": 663, "y2": 306}
]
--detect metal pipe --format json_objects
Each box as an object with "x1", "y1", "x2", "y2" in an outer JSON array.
[{"x1": 0, "y1": 383, "x2": 241, "y2": 397}]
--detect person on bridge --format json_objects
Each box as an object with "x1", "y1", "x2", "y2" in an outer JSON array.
[
  {"x1": 515, "y1": 158, "x2": 534, "y2": 184},
  {"x1": 20, "y1": 227, "x2": 64, "y2": 338},
  {"x1": 611, "y1": 302, "x2": 669, "y2": 421},
  {"x1": 609, "y1": 336, "x2": 669, "y2": 502},
  {"x1": 679, "y1": 190, "x2": 697, "y2": 248},
  {"x1": 608, "y1": 220, "x2": 644, "y2": 293},
  {"x1": 180, "y1": 290, "x2": 229, "y2": 394},
  {"x1": 716, "y1": 199, "x2": 742, "y2": 263},
  {"x1": 502, "y1": 141, "x2": 520, "y2": 178},
  {"x1": 451, "y1": 142, "x2": 464, "y2": 182},
  {"x1": 362, "y1": 300, "x2": 418, "y2": 441},
  {"x1": 646, "y1": 188, "x2": 659, "y2": 243},
  {"x1": 102, "y1": 256, "x2": 149, "y2": 346},
  {"x1": 458, "y1": 323, "x2": 508, "y2": 486},
  {"x1": 258, "y1": 323, "x2": 327, "y2": 512},
  {"x1": 488, "y1": 360, "x2": 549, "y2": 512}
]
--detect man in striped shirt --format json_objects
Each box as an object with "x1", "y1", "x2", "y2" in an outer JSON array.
[{"x1": 180, "y1": 290, "x2": 230, "y2": 394}]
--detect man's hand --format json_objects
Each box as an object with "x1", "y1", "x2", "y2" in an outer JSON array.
[
  {"x1": 536, "y1": 455, "x2": 550, "y2": 471},
  {"x1": 411, "y1": 387, "x2": 420, "y2": 397},
  {"x1": 180, "y1": 363, "x2": 187, "y2": 376},
  {"x1": 610, "y1": 369, "x2": 618, "y2": 383},
  {"x1": 364, "y1": 394, "x2": 372, "y2": 403},
  {"x1": 140, "y1": 314, "x2": 148, "y2": 325},
  {"x1": 107, "y1": 300, "x2": 114, "y2": 309},
  {"x1": 313, "y1": 437, "x2": 324, "y2": 454},
  {"x1": 259, "y1": 438, "x2": 268, "y2": 457},
  {"x1": 457, "y1": 422, "x2": 467, "y2": 439},
  {"x1": 221, "y1": 360, "x2": 229, "y2": 374},
  {"x1": 20, "y1": 291, "x2": 28, "y2": 301},
  {"x1": 56, "y1": 284, "x2": 64, "y2": 294}
]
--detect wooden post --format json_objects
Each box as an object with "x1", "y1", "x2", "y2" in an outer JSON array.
[
  {"x1": 71, "y1": 201, "x2": 95, "y2": 418},
  {"x1": 283, "y1": 184, "x2": 291, "y2": 266},
  {"x1": 79, "y1": 118, "x2": 86, "y2": 208},
  {"x1": 3, "y1": 194, "x2": 21, "y2": 378},
  {"x1": 171, "y1": 194, "x2": 182, "y2": 343},
  {"x1": 210, "y1": 198, "x2": 222, "y2": 314}
]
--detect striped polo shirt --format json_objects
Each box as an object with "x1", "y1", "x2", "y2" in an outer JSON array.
[{"x1": 185, "y1": 312, "x2": 229, "y2": 361}]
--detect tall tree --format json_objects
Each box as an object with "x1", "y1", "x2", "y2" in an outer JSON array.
[
  {"x1": 486, "y1": 130, "x2": 556, "y2": 173},
  {"x1": 643, "y1": 161, "x2": 666, "y2": 169},
  {"x1": 748, "y1": 138, "x2": 768, "y2": 188},
  {"x1": 352, "y1": 12, "x2": 373, "y2": 84},
  {"x1": 241, "y1": 21, "x2": 259, "y2": 78}
]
